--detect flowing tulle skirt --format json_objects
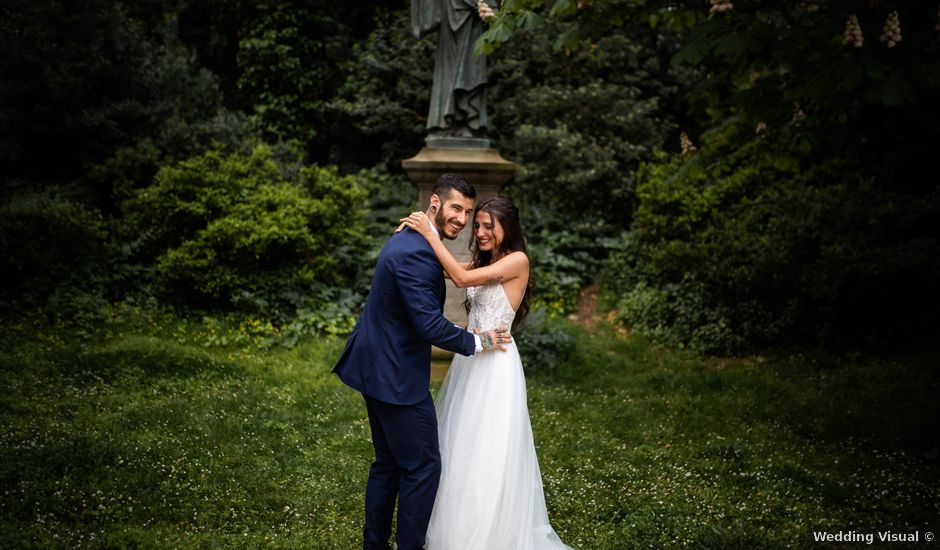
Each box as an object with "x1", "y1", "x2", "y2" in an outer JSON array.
[{"x1": 425, "y1": 343, "x2": 573, "y2": 550}]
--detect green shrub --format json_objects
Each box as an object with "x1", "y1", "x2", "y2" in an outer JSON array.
[
  {"x1": 490, "y1": 30, "x2": 696, "y2": 234},
  {"x1": 484, "y1": 30, "x2": 696, "y2": 314},
  {"x1": 526, "y1": 220, "x2": 604, "y2": 314},
  {"x1": 123, "y1": 145, "x2": 366, "y2": 319},
  {"x1": 352, "y1": 167, "x2": 419, "y2": 290},
  {"x1": 605, "y1": 125, "x2": 940, "y2": 353},
  {"x1": 0, "y1": 188, "x2": 108, "y2": 308},
  {"x1": 515, "y1": 309, "x2": 578, "y2": 373}
]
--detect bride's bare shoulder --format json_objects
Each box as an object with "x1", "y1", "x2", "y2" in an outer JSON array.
[
  {"x1": 492, "y1": 251, "x2": 529, "y2": 279},
  {"x1": 492, "y1": 250, "x2": 527, "y2": 260},
  {"x1": 497, "y1": 251, "x2": 529, "y2": 267}
]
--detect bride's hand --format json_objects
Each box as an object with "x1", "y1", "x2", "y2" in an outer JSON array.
[{"x1": 397, "y1": 211, "x2": 434, "y2": 238}]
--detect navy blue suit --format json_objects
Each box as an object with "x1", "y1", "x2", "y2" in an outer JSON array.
[{"x1": 333, "y1": 228, "x2": 475, "y2": 550}]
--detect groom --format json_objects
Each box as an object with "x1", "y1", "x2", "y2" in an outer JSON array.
[{"x1": 333, "y1": 173, "x2": 509, "y2": 550}]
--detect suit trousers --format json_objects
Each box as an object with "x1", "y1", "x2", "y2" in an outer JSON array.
[{"x1": 362, "y1": 393, "x2": 441, "y2": 550}]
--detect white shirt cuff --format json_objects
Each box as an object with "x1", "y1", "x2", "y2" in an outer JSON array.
[{"x1": 473, "y1": 333, "x2": 482, "y2": 353}]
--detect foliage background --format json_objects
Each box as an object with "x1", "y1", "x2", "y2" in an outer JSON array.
[
  {"x1": 482, "y1": 0, "x2": 940, "y2": 351},
  {"x1": 2, "y1": 0, "x2": 938, "y2": 352}
]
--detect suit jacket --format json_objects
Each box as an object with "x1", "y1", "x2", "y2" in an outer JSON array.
[{"x1": 333, "y1": 228, "x2": 476, "y2": 405}]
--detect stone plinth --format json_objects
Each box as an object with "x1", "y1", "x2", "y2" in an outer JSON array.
[
  {"x1": 403, "y1": 146, "x2": 516, "y2": 204},
  {"x1": 402, "y1": 146, "x2": 516, "y2": 379}
]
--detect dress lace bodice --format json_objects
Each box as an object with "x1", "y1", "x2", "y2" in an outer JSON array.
[{"x1": 466, "y1": 283, "x2": 516, "y2": 332}]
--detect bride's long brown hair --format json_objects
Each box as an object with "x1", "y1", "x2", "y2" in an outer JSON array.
[{"x1": 465, "y1": 196, "x2": 531, "y2": 331}]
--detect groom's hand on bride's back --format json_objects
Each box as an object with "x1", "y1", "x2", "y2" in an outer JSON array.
[{"x1": 475, "y1": 325, "x2": 512, "y2": 352}]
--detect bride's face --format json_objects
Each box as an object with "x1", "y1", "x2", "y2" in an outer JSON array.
[{"x1": 474, "y1": 210, "x2": 504, "y2": 253}]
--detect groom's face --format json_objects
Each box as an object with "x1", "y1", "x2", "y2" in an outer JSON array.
[{"x1": 432, "y1": 191, "x2": 475, "y2": 240}]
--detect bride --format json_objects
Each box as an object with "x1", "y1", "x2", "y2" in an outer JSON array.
[{"x1": 398, "y1": 197, "x2": 573, "y2": 550}]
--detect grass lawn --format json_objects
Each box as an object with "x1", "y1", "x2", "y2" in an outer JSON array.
[{"x1": 1, "y1": 308, "x2": 937, "y2": 548}]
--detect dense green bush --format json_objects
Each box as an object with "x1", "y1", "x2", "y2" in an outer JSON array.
[
  {"x1": 331, "y1": 9, "x2": 435, "y2": 172},
  {"x1": 236, "y1": 1, "x2": 393, "y2": 165},
  {"x1": 486, "y1": 29, "x2": 699, "y2": 313},
  {"x1": 491, "y1": 30, "x2": 690, "y2": 231},
  {"x1": 123, "y1": 145, "x2": 366, "y2": 319},
  {"x1": 0, "y1": 188, "x2": 108, "y2": 308},
  {"x1": 523, "y1": 209, "x2": 615, "y2": 314},
  {"x1": 352, "y1": 168, "x2": 420, "y2": 285},
  {"x1": 515, "y1": 309, "x2": 579, "y2": 374},
  {"x1": 605, "y1": 124, "x2": 940, "y2": 353}
]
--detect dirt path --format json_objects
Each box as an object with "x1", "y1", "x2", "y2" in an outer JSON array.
[{"x1": 568, "y1": 283, "x2": 600, "y2": 327}]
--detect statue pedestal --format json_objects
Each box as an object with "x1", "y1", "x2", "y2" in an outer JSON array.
[
  {"x1": 402, "y1": 146, "x2": 517, "y2": 377},
  {"x1": 403, "y1": 146, "x2": 516, "y2": 203}
]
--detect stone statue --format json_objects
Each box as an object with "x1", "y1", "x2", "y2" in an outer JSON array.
[{"x1": 411, "y1": 0, "x2": 497, "y2": 148}]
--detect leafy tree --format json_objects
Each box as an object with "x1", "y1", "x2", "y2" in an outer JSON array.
[
  {"x1": 0, "y1": 0, "x2": 250, "y2": 210},
  {"x1": 489, "y1": 28, "x2": 698, "y2": 230},
  {"x1": 331, "y1": 9, "x2": 437, "y2": 172},
  {"x1": 483, "y1": 1, "x2": 940, "y2": 184},
  {"x1": 483, "y1": 1, "x2": 940, "y2": 348},
  {"x1": 235, "y1": 0, "x2": 403, "y2": 165},
  {"x1": 486, "y1": 22, "x2": 700, "y2": 311},
  {"x1": 0, "y1": 0, "x2": 158, "y2": 188}
]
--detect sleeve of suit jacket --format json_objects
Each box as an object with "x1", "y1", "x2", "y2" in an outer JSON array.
[{"x1": 396, "y1": 245, "x2": 476, "y2": 356}]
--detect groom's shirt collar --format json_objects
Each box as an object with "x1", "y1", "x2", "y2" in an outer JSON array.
[{"x1": 428, "y1": 217, "x2": 440, "y2": 239}]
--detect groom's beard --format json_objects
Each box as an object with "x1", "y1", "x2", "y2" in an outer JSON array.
[{"x1": 434, "y1": 208, "x2": 458, "y2": 240}]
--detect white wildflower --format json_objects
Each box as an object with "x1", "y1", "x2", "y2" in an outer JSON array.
[
  {"x1": 843, "y1": 14, "x2": 864, "y2": 48},
  {"x1": 680, "y1": 131, "x2": 697, "y2": 154},
  {"x1": 792, "y1": 104, "x2": 806, "y2": 122},
  {"x1": 709, "y1": 0, "x2": 734, "y2": 14},
  {"x1": 880, "y1": 11, "x2": 901, "y2": 47},
  {"x1": 477, "y1": 0, "x2": 496, "y2": 22}
]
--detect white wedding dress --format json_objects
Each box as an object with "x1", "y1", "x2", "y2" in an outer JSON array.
[{"x1": 425, "y1": 283, "x2": 573, "y2": 550}]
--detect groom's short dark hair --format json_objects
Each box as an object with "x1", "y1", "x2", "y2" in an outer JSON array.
[{"x1": 432, "y1": 173, "x2": 476, "y2": 201}]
